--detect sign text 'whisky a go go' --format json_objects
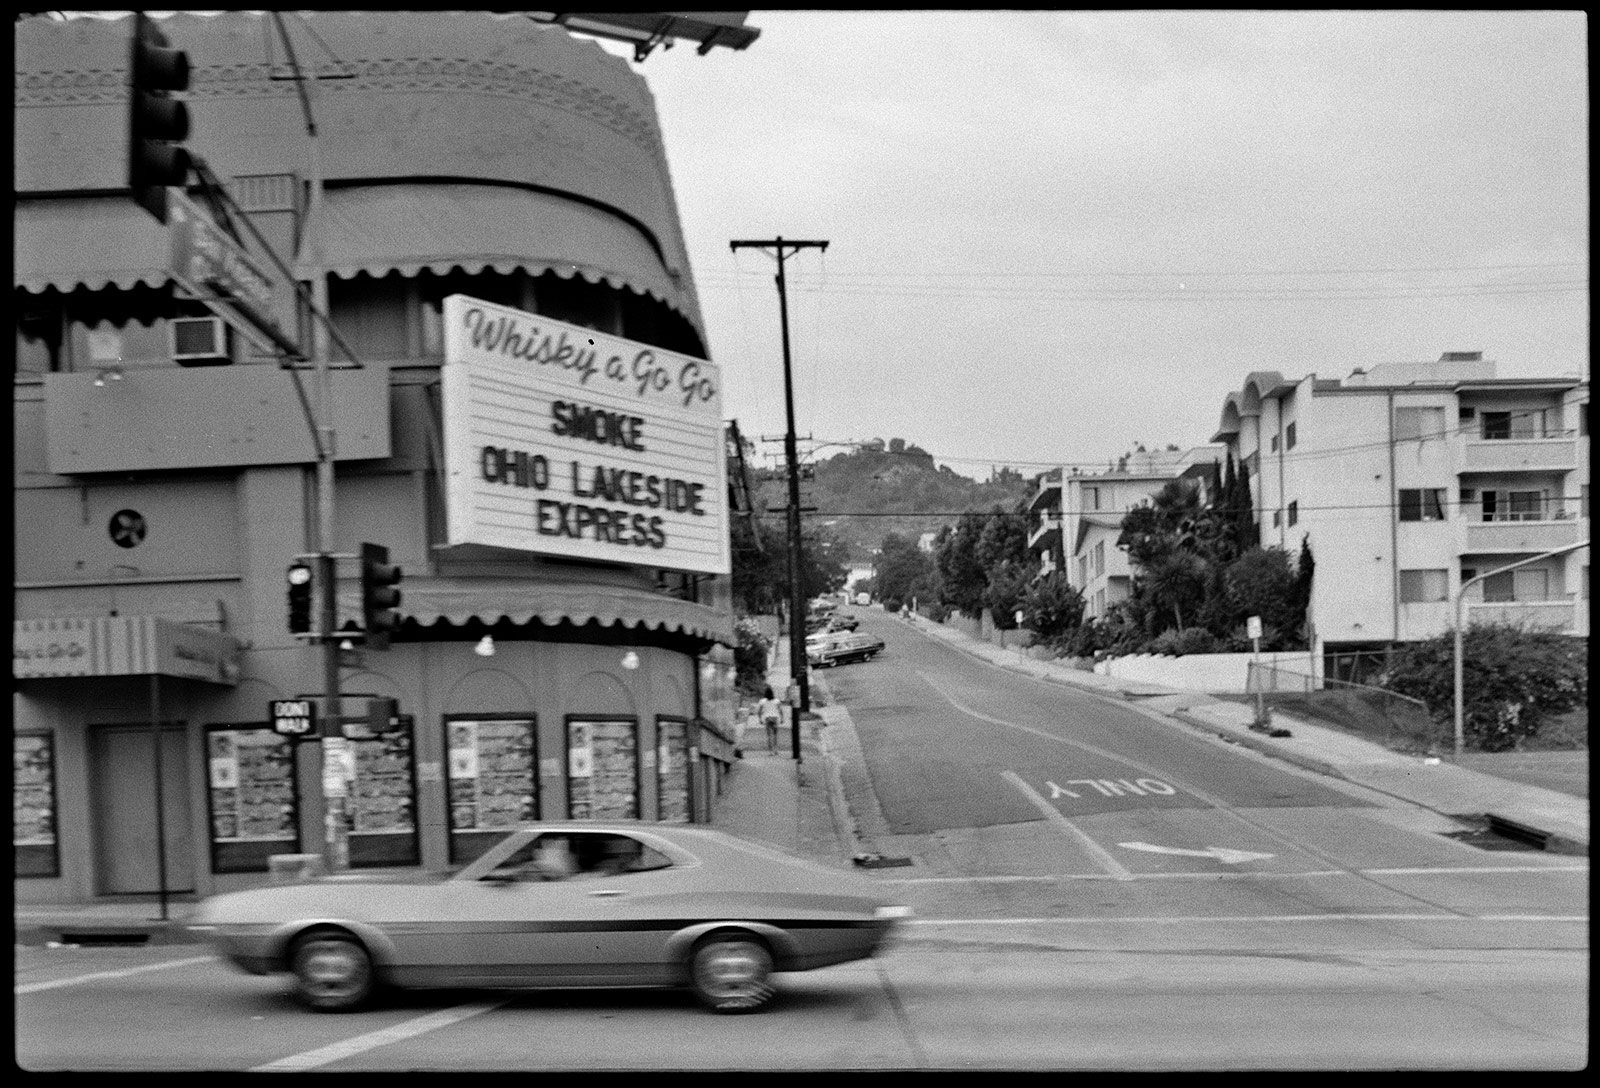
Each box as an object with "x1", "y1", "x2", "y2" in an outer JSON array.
[{"x1": 441, "y1": 295, "x2": 731, "y2": 575}]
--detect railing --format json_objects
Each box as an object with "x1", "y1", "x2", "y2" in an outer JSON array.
[{"x1": 1246, "y1": 662, "x2": 1445, "y2": 754}]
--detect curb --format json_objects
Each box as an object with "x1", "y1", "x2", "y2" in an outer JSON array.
[
  {"x1": 16, "y1": 919, "x2": 201, "y2": 947},
  {"x1": 1171, "y1": 709, "x2": 1344, "y2": 780}
]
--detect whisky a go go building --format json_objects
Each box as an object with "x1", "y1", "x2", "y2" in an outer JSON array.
[{"x1": 13, "y1": 11, "x2": 740, "y2": 906}]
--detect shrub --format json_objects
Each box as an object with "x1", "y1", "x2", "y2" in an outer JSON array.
[
  {"x1": 1376, "y1": 623, "x2": 1588, "y2": 752},
  {"x1": 1144, "y1": 626, "x2": 1219, "y2": 656},
  {"x1": 881, "y1": 597, "x2": 904, "y2": 613}
]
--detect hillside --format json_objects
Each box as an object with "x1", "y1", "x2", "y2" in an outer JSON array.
[{"x1": 750, "y1": 439, "x2": 1033, "y2": 560}]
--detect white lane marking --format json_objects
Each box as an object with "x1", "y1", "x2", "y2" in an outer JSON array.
[
  {"x1": 878, "y1": 863, "x2": 1587, "y2": 885},
  {"x1": 903, "y1": 914, "x2": 1590, "y2": 926},
  {"x1": 1002, "y1": 770, "x2": 1133, "y2": 880},
  {"x1": 250, "y1": 1000, "x2": 507, "y2": 1072},
  {"x1": 15, "y1": 954, "x2": 216, "y2": 995},
  {"x1": 1119, "y1": 841, "x2": 1275, "y2": 864}
]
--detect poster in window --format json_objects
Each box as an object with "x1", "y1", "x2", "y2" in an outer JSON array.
[
  {"x1": 567, "y1": 720, "x2": 637, "y2": 820},
  {"x1": 206, "y1": 729, "x2": 297, "y2": 843},
  {"x1": 446, "y1": 718, "x2": 536, "y2": 834},
  {"x1": 657, "y1": 718, "x2": 691, "y2": 824},
  {"x1": 349, "y1": 729, "x2": 417, "y2": 837},
  {"x1": 15, "y1": 734, "x2": 59, "y2": 877}
]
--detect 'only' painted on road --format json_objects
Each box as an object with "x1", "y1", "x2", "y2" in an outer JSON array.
[{"x1": 1047, "y1": 778, "x2": 1178, "y2": 799}]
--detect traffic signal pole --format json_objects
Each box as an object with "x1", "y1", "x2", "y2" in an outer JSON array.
[{"x1": 729, "y1": 237, "x2": 828, "y2": 760}]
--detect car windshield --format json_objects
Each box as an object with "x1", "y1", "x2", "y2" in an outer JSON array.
[{"x1": 482, "y1": 831, "x2": 673, "y2": 881}]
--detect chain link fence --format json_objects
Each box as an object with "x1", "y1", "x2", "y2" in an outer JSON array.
[{"x1": 1246, "y1": 661, "x2": 1446, "y2": 754}]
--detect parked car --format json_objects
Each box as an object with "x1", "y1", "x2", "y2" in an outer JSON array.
[
  {"x1": 807, "y1": 631, "x2": 885, "y2": 668},
  {"x1": 188, "y1": 823, "x2": 910, "y2": 1014},
  {"x1": 826, "y1": 614, "x2": 860, "y2": 632}
]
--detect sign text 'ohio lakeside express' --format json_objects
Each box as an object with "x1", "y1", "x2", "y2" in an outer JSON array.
[{"x1": 441, "y1": 296, "x2": 731, "y2": 574}]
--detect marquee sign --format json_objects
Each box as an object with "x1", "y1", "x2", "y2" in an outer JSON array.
[{"x1": 440, "y1": 295, "x2": 730, "y2": 575}]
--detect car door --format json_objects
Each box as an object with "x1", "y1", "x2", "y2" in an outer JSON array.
[{"x1": 427, "y1": 831, "x2": 680, "y2": 988}]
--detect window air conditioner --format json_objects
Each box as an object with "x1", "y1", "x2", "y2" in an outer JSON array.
[{"x1": 170, "y1": 316, "x2": 229, "y2": 364}]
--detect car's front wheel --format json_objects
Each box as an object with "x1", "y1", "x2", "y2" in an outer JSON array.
[
  {"x1": 688, "y1": 934, "x2": 774, "y2": 1013},
  {"x1": 290, "y1": 932, "x2": 374, "y2": 1012}
]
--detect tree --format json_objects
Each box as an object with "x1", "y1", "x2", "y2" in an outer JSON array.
[
  {"x1": 1020, "y1": 571, "x2": 1086, "y2": 644},
  {"x1": 983, "y1": 560, "x2": 1034, "y2": 629},
  {"x1": 873, "y1": 531, "x2": 936, "y2": 606},
  {"x1": 935, "y1": 513, "x2": 988, "y2": 618},
  {"x1": 975, "y1": 503, "x2": 1030, "y2": 572},
  {"x1": 1218, "y1": 546, "x2": 1302, "y2": 647}
]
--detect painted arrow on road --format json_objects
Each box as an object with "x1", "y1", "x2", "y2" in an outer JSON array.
[{"x1": 1117, "y1": 841, "x2": 1275, "y2": 864}]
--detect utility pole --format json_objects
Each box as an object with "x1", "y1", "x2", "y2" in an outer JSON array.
[{"x1": 729, "y1": 236, "x2": 828, "y2": 760}]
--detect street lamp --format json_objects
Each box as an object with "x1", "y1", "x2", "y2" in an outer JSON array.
[{"x1": 1452, "y1": 539, "x2": 1588, "y2": 757}]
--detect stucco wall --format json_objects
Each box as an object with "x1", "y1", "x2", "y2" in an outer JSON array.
[{"x1": 1094, "y1": 650, "x2": 1322, "y2": 693}]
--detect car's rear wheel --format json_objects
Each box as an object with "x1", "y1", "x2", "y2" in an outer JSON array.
[
  {"x1": 290, "y1": 932, "x2": 374, "y2": 1012},
  {"x1": 688, "y1": 934, "x2": 775, "y2": 1013}
]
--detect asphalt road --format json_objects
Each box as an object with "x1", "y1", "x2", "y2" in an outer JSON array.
[{"x1": 16, "y1": 940, "x2": 1588, "y2": 1070}]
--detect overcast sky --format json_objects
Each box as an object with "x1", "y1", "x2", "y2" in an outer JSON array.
[{"x1": 604, "y1": 10, "x2": 1588, "y2": 477}]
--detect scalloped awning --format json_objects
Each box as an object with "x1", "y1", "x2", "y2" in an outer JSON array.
[
  {"x1": 337, "y1": 577, "x2": 733, "y2": 647},
  {"x1": 15, "y1": 197, "x2": 171, "y2": 293},
  {"x1": 15, "y1": 185, "x2": 705, "y2": 340},
  {"x1": 312, "y1": 183, "x2": 703, "y2": 335}
]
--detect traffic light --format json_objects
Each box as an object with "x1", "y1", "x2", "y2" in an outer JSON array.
[
  {"x1": 360, "y1": 543, "x2": 403, "y2": 651},
  {"x1": 366, "y1": 697, "x2": 399, "y2": 735},
  {"x1": 126, "y1": 12, "x2": 191, "y2": 223},
  {"x1": 286, "y1": 562, "x2": 314, "y2": 635}
]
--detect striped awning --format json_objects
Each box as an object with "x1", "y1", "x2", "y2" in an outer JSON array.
[{"x1": 13, "y1": 616, "x2": 243, "y2": 684}]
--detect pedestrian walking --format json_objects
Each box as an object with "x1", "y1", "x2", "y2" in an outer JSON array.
[{"x1": 757, "y1": 686, "x2": 783, "y2": 754}]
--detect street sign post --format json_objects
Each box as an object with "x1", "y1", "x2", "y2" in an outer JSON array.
[{"x1": 168, "y1": 189, "x2": 299, "y2": 357}]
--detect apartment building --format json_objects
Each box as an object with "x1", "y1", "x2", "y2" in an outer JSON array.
[
  {"x1": 1027, "y1": 447, "x2": 1222, "y2": 620},
  {"x1": 1212, "y1": 353, "x2": 1589, "y2": 664},
  {"x1": 14, "y1": 12, "x2": 739, "y2": 906}
]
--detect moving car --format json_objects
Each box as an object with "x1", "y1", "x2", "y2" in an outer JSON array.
[
  {"x1": 806, "y1": 630, "x2": 885, "y2": 668},
  {"x1": 187, "y1": 823, "x2": 910, "y2": 1014}
]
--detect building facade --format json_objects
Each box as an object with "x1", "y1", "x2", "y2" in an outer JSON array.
[
  {"x1": 1211, "y1": 353, "x2": 1589, "y2": 669},
  {"x1": 1027, "y1": 447, "x2": 1222, "y2": 620},
  {"x1": 14, "y1": 12, "x2": 740, "y2": 905}
]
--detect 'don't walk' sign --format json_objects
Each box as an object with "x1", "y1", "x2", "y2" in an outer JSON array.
[{"x1": 271, "y1": 699, "x2": 317, "y2": 737}]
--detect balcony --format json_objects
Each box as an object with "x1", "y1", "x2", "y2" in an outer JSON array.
[
  {"x1": 1028, "y1": 512, "x2": 1062, "y2": 551},
  {"x1": 1027, "y1": 474, "x2": 1062, "y2": 512},
  {"x1": 1465, "y1": 596, "x2": 1580, "y2": 634},
  {"x1": 1459, "y1": 434, "x2": 1578, "y2": 472},
  {"x1": 1463, "y1": 517, "x2": 1584, "y2": 554}
]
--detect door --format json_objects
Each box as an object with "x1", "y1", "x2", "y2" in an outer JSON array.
[{"x1": 90, "y1": 724, "x2": 194, "y2": 894}]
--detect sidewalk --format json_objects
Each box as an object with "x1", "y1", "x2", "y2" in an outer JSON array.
[{"x1": 905, "y1": 613, "x2": 1588, "y2": 855}]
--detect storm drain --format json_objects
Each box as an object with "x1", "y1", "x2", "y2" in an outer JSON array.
[
  {"x1": 853, "y1": 854, "x2": 915, "y2": 869},
  {"x1": 1442, "y1": 816, "x2": 1550, "y2": 852}
]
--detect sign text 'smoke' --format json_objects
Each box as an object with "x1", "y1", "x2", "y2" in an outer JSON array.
[{"x1": 441, "y1": 295, "x2": 730, "y2": 575}]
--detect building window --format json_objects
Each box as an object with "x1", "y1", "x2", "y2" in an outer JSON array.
[
  {"x1": 1270, "y1": 435, "x2": 1279, "y2": 453},
  {"x1": 1480, "y1": 409, "x2": 1545, "y2": 440},
  {"x1": 1092, "y1": 540, "x2": 1105, "y2": 577},
  {"x1": 1272, "y1": 509, "x2": 1282, "y2": 527},
  {"x1": 567, "y1": 719, "x2": 639, "y2": 820},
  {"x1": 1285, "y1": 421, "x2": 1297, "y2": 449},
  {"x1": 1398, "y1": 488, "x2": 1447, "y2": 522},
  {"x1": 445, "y1": 716, "x2": 537, "y2": 865},
  {"x1": 14, "y1": 733, "x2": 60, "y2": 878},
  {"x1": 1287, "y1": 500, "x2": 1298, "y2": 527},
  {"x1": 1395, "y1": 406, "x2": 1444, "y2": 442},
  {"x1": 1399, "y1": 569, "x2": 1449, "y2": 603},
  {"x1": 347, "y1": 727, "x2": 421, "y2": 868},
  {"x1": 1583, "y1": 485, "x2": 1590, "y2": 520},
  {"x1": 204, "y1": 727, "x2": 301, "y2": 873},
  {"x1": 1086, "y1": 486, "x2": 1100, "y2": 511},
  {"x1": 1580, "y1": 403, "x2": 1589, "y2": 436},
  {"x1": 656, "y1": 717, "x2": 691, "y2": 824},
  {"x1": 1482, "y1": 568, "x2": 1550, "y2": 603},
  {"x1": 1481, "y1": 489, "x2": 1547, "y2": 522}
]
